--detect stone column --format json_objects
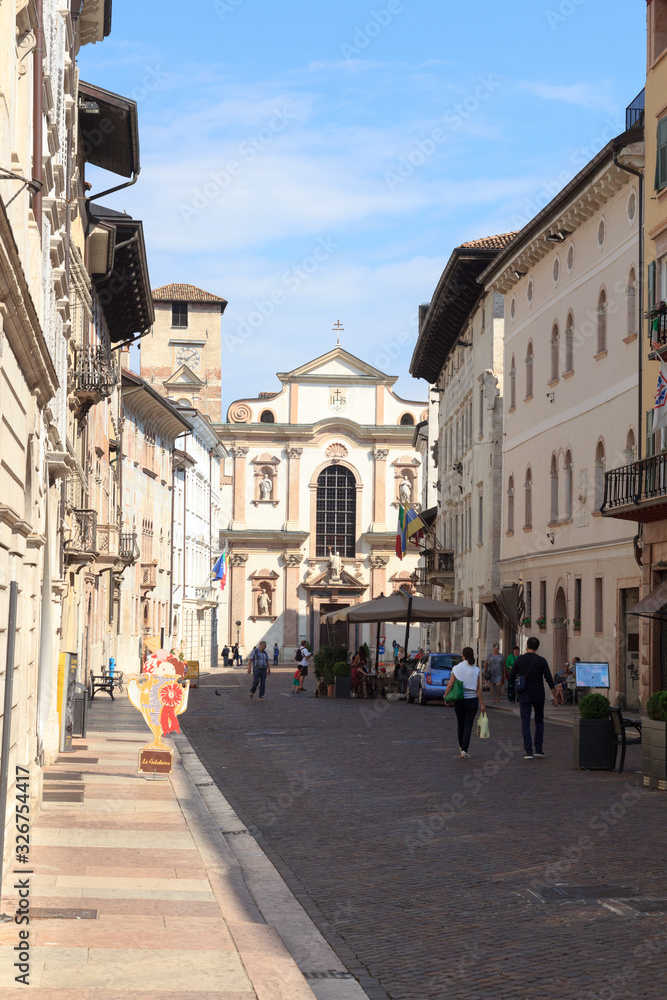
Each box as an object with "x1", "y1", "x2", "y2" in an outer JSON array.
[
  {"x1": 284, "y1": 447, "x2": 303, "y2": 531},
  {"x1": 229, "y1": 552, "x2": 248, "y2": 648},
  {"x1": 370, "y1": 554, "x2": 389, "y2": 598},
  {"x1": 371, "y1": 448, "x2": 389, "y2": 531},
  {"x1": 282, "y1": 551, "x2": 303, "y2": 649},
  {"x1": 230, "y1": 447, "x2": 248, "y2": 529}
]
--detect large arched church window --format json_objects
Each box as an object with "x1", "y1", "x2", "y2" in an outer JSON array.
[{"x1": 316, "y1": 465, "x2": 356, "y2": 558}]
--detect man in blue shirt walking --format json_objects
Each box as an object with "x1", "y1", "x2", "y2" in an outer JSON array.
[{"x1": 248, "y1": 641, "x2": 270, "y2": 700}]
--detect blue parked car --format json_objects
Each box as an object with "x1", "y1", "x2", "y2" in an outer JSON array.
[{"x1": 406, "y1": 653, "x2": 463, "y2": 705}]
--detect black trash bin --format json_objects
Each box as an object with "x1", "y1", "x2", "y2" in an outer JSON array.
[{"x1": 73, "y1": 682, "x2": 88, "y2": 738}]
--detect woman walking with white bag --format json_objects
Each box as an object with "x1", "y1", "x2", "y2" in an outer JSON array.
[{"x1": 443, "y1": 647, "x2": 486, "y2": 758}]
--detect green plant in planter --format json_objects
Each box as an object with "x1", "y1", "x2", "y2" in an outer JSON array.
[
  {"x1": 333, "y1": 661, "x2": 350, "y2": 678},
  {"x1": 579, "y1": 693, "x2": 610, "y2": 719},
  {"x1": 646, "y1": 690, "x2": 667, "y2": 721},
  {"x1": 313, "y1": 645, "x2": 346, "y2": 684},
  {"x1": 536, "y1": 617, "x2": 546, "y2": 627},
  {"x1": 522, "y1": 618, "x2": 531, "y2": 627}
]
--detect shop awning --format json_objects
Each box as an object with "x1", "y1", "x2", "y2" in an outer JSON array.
[
  {"x1": 627, "y1": 579, "x2": 667, "y2": 619},
  {"x1": 480, "y1": 584, "x2": 522, "y2": 632}
]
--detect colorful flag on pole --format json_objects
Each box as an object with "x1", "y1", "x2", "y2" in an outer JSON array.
[
  {"x1": 654, "y1": 360, "x2": 667, "y2": 437},
  {"x1": 405, "y1": 506, "x2": 425, "y2": 545},
  {"x1": 395, "y1": 502, "x2": 408, "y2": 559},
  {"x1": 212, "y1": 551, "x2": 228, "y2": 591}
]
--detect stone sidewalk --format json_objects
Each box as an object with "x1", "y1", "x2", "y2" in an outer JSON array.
[{"x1": 0, "y1": 691, "x2": 370, "y2": 999}]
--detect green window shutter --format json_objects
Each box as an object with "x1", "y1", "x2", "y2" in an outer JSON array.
[
  {"x1": 656, "y1": 118, "x2": 667, "y2": 191},
  {"x1": 647, "y1": 408, "x2": 655, "y2": 458},
  {"x1": 648, "y1": 260, "x2": 657, "y2": 312}
]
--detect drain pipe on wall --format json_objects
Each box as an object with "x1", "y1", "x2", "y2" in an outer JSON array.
[{"x1": 32, "y1": 0, "x2": 44, "y2": 233}]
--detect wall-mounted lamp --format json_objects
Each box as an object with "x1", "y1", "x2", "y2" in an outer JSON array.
[
  {"x1": 546, "y1": 532, "x2": 555, "y2": 544},
  {"x1": 546, "y1": 392, "x2": 555, "y2": 404},
  {"x1": 513, "y1": 269, "x2": 526, "y2": 280},
  {"x1": 456, "y1": 340, "x2": 472, "y2": 349}
]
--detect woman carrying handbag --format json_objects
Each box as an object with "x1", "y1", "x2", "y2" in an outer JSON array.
[{"x1": 443, "y1": 647, "x2": 486, "y2": 758}]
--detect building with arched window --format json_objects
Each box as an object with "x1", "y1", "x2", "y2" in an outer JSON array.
[{"x1": 216, "y1": 347, "x2": 427, "y2": 654}]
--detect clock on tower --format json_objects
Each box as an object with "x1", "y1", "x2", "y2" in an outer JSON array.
[{"x1": 175, "y1": 345, "x2": 201, "y2": 369}]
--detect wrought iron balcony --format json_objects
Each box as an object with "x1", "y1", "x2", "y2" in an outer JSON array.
[
  {"x1": 140, "y1": 561, "x2": 157, "y2": 591},
  {"x1": 195, "y1": 585, "x2": 218, "y2": 603},
  {"x1": 625, "y1": 88, "x2": 644, "y2": 130},
  {"x1": 119, "y1": 531, "x2": 139, "y2": 563},
  {"x1": 64, "y1": 508, "x2": 97, "y2": 562},
  {"x1": 412, "y1": 546, "x2": 455, "y2": 590},
  {"x1": 649, "y1": 304, "x2": 667, "y2": 348},
  {"x1": 602, "y1": 453, "x2": 667, "y2": 522},
  {"x1": 73, "y1": 345, "x2": 118, "y2": 410}
]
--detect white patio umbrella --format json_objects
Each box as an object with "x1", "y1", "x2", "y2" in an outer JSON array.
[{"x1": 320, "y1": 590, "x2": 472, "y2": 663}]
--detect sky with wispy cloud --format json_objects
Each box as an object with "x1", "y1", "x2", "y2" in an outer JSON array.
[{"x1": 79, "y1": 0, "x2": 645, "y2": 416}]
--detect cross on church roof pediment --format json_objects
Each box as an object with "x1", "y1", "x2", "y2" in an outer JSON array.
[{"x1": 163, "y1": 364, "x2": 205, "y2": 388}]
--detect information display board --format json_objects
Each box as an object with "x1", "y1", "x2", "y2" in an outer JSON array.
[
  {"x1": 184, "y1": 660, "x2": 200, "y2": 688},
  {"x1": 575, "y1": 661, "x2": 610, "y2": 689}
]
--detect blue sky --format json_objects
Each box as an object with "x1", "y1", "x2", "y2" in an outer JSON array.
[{"x1": 79, "y1": 0, "x2": 646, "y2": 416}]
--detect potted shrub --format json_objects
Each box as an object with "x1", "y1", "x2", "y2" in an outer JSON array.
[
  {"x1": 313, "y1": 645, "x2": 345, "y2": 698},
  {"x1": 642, "y1": 690, "x2": 667, "y2": 789},
  {"x1": 522, "y1": 618, "x2": 531, "y2": 627},
  {"x1": 333, "y1": 660, "x2": 351, "y2": 699},
  {"x1": 573, "y1": 693, "x2": 614, "y2": 770},
  {"x1": 536, "y1": 617, "x2": 546, "y2": 628},
  {"x1": 573, "y1": 619, "x2": 581, "y2": 631}
]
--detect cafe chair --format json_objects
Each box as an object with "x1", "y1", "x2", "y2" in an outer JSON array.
[{"x1": 608, "y1": 706, "x2": 642, "y2": 773}]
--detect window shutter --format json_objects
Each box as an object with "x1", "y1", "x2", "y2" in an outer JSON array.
[
  {"x1": 656, "y1": 118, "x2": 667, "y2": 191},
  {"x1": 648, "y1": 260, "x2": 657, "y2": 312}
]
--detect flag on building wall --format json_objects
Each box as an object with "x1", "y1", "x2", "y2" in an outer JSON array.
[
  {"x1": 395, "y1": 502, "x2": 407, "y2": 559},
  {"x1": 212, "y1": 551, "x2": 228, "y2": 591},
  {"x1": 654, "y1": 360, "x2": 667, "y2": 436},
  {"x1": 405, "y1": 507, "x2": 425, "y2": 545}
]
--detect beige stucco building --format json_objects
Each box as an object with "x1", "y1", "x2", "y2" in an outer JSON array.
[
  {"x1": 216, "y1": 347, "x2": 427, "y2": 656},
  {"x1": 482, "y1": 120, "x2": 644, "y2": 706},
  {"x1": 410, "y1": 234, "x2": 516, "y2": 659}
]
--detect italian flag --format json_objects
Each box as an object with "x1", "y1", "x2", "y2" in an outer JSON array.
[{"x1": 396, "y1": 502, "x2": 408, "y2": 559}]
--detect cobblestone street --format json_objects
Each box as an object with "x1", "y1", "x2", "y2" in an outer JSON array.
[{"x1": 182, "y1": 668, "x2": 667, "y2": 1000}]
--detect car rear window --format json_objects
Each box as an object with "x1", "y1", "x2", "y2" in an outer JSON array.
[{"x1": 429, "y1": 654, "x2": 462, "y2": 669}]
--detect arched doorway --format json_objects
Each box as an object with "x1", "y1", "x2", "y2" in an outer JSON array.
[{"x1": 553, "y1": 586, "x2": 568, "y2": 672}]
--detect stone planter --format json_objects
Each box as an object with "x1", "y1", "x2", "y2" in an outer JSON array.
[
  {"x1": 642, "y1": 718, "x2": 667, "y2": 790},
  {"x1": 573, "y1": 718, "x2": 616, "y2": 770},
  {"x1": 327, "y1": 683, "x2": 335, "y2": 698},
  {"x1": 334, "y1": 675, "x2": 351, "y2": 699}
]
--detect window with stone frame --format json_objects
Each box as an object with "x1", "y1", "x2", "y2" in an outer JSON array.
[
  {"x1": 594, "y1": 440, "x2": 606, "y2": 510},
  {"x1": 565, "y1": 312, "x2": 574, "y2": 373},
  {"x1": 594, "y1": 577, "x2": 603, "y2": 633},
  {"x1": 550, "y1": 453, "x2": 558, "y2": 522},
  {"x1": 550, "y1": 323, "x2": 559, "y2": 381},
  {"x1": 564, "y1": 450, "x2": 573, "y2": 520},
  {"x1": 596, "y1": 289, "x2": 607, "y2": 354},
  {"x1": 525, "y1": 341, "x2": 533, "y2": 398},
  {"x1": 524, "y1": 467, "x2": 532, "y2": 528},
  {"x1": 627, "y1": 268, "x2": 637, "y2": 337},
  {"x1": 172, "y1": 301, "x2": 188, "y2": 328},
  {"x1": 507, "y1": 476, "x2": 514, "y2": 533},
  {"x1": 509, "y1": 356, "x2": 516, "y2": 409},
  {"x1": 316, "y1": 465, "x2": 356, "y2": 558}
]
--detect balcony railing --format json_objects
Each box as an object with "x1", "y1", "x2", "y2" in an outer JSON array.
[
  {"x1": 424, "y1": 547, "x2": 454, "y2": 575},
  {"x1": 74, "y1": 345, "x2": 118, "y2": 399},
  {"x1": 119, "y1": 531, "x2": 139, "y2": 563},
  {"x1": 195, "y1": 585, "x2": 218, "y2": 601},
  {"x1": 649, "y1": 304, "x2": 667, "y2": 348},
  {"x1": 602, "y1": 453, "x2": 667, "y2": 519},
  {"x1": 626, "y1": 88, "x2": 645, "y2": 130},
  {"x1": 65, "y1": 508, "x2": 97, "y2": 559}
]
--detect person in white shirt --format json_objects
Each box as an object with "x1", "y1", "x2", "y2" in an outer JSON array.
[
  {"x1": 443, "y1": 647, "x2": 486, "y2": 758},
  {"x1": 298, "y1": 644, "x2": 313, "y2": 692}
]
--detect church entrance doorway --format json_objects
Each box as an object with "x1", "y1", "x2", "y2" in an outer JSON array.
[
  {"x1": 319, "y1": 603, "x2": 349, "y2": 651},
  {"x1": 553, "y1": 586, "x2": 568, "y2": 673}
]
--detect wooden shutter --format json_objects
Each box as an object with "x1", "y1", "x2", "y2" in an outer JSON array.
[
  {"x1": 656, "y1": 117, "x2": 667, "y2": 191},
  {"x1": 648, "y1": 260, "x2": 657, "y2": 312}
]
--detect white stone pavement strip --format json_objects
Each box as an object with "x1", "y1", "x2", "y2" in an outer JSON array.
[
  {"x1": 172, "y1": 732, "x2": 371, "y2": 1000},
  {"x1": 31, "y1": 827, "x2": 196, "y2": 848}
]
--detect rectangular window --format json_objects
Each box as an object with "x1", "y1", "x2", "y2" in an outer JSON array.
[
  {"x1": 657, "y1": 117, "x2": 667, "y2": 192},
  {"x1": 574, "y1": 578, "x2": 581, "y2": 630},
  {"x1": 648, "y1": 260, "x2": 657, "y2": 312},
  {"x1": 650, "y1": 0, "x2": 667, "y2": 63},
  {"x1": 595, "y1": 577, "x2": 603, "y2": 633},
  {"x1": 525, "y1": 581, "x2": 532, "y2": 622},
  {"x1": 539, "y1": 580, "x2": 546, "y2": 623},
  {"x1": 477, "y1": 493, "x2": 483, "y2": 545},
  {"x1": 172, "y1": 302, "x2": 188, "y2": 328},
  {"x1": 479, "y1": 385, "x2": 484, "y2": 438}
]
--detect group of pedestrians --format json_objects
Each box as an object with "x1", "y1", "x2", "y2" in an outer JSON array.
[
  {"x1": 444, "y1": 637, "x2": 557, "y2": 759},
  {"x1": 245, "y1": 640, "x2": 312, "y2": 700},
  {"x1": 221, "y1": 643, "x2": 243, "y2": 666}
]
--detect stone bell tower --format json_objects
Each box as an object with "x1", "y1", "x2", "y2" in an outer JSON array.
[{"x1": 141, "y1": 283, "x2": 227, "y2": 420}]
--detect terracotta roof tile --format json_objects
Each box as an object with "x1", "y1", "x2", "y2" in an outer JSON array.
[
  {"x1": 152, "y1": 282, "x2": 227, "y2": 304},
  {"x1": 458, "y1": 232, "x2": 519, "y2": 250}
]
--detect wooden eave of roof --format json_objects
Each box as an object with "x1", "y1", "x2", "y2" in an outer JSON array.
[
  {"x1": 78, "y1": 81, "x2": 139, "y2": 178},
  {"x1": 478, "y1": 125, "x2": 645, "y2": 295},
  {"x1": 121, "y1": 370, "x2": 193, "y2": 439},
  {"x1": 89, "y1": 211, "x2": 154, "y2": 342},
  {"x1": 410, "y1": 247, "x2": 499, "y2": 383}
]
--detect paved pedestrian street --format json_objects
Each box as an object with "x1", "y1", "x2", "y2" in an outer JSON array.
[{"x1": 181, "y1": 668, "x2": 667, "y2": 1000}]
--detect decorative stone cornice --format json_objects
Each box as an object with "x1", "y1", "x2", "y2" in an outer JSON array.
[
  {"x1": 229, "y1": 552, "x2": 248, "y2": 567},
  {"x1": 287, "y1": 447, "x2": 303, "y2": 459},
  {"x1": 370, "y1": 555, "x2": 390, "y2": 569},
  {"x1": 372, "y1": 448, "x2": 389, "y2": 461},
  {"x1": 282, "y1": 551, "x2": 303, "y2": 568},
  {"x1": 230, "y1": 446, "x2": 249, "y2": 459}
]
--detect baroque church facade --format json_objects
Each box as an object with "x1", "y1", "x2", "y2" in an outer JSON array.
[{"x1": 216, "y1": 347, "x2": 427, "y2": 655}]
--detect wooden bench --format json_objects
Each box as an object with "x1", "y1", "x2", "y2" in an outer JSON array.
[{"x1": 89, "y1": 670, "x2": 124, "y2": 700}]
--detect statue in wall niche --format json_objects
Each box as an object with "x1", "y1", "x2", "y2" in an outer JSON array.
[
  {"x1": 259, "y1": 474, "x2": 273, "y2": 500},
  {"x1": 399, "y1": 476, "x2": 412, "y2": 504},
  {"x1": 258, "y1": 590, "x2": 271, "y2": 616},
  {"x1": 329, "y1": 548, "x2": 342, "y2": 582}
]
